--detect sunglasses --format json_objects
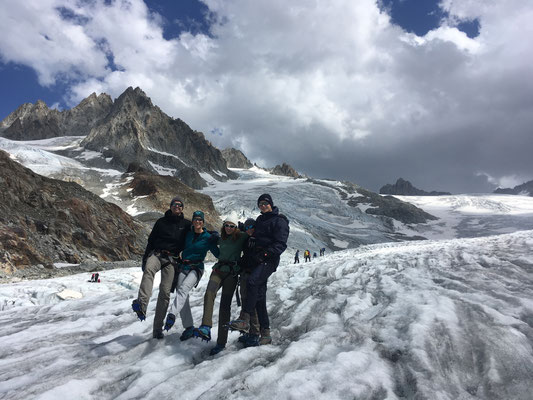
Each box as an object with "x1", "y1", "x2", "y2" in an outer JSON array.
[
  {"x1": 224, "y1": 224, "x2": 236, "y2": 229},
  {"x1": 192, "y1": 218, "x2": 203, "y2": 222},
  {"x1": 171, "y1": 202, "x2": 183, "y2": 208},
  {"x1": 245, "y1": 225, "x2": 255, "y2": 230},
  {"x1": 258, "y1": 201, "x2": 270, "y2": 207}
]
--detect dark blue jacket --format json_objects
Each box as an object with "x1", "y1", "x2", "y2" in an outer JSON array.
[{"x1": 253, "y1": 206, "x2": 289, "y2": 263}]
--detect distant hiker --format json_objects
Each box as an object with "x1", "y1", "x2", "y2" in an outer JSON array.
[
  {"x1": 131, "y1": 197, "x2": 191, "y2": 340},
  {"x1": 304, "y1": 250, "x2": 311, "y2": 262},
  {"x1": 313, "y1": 252, "x2": 317, "y2": 258},
  {"x1": 320, "y1": 247, "x2": 325, "y2": 256},
  {"x1": 94, "y1": 272, "x2": 99, "y2": 282},
  {"x1": 90, "y1": 273, "x2": 95, "y2": 282},
  {"x1": 197, "y1": 217, "x2": 248, "y2": 355},
  {"x1": 228, "y1": 193, "x2": 289, "y2": 347},
  {"x1": 294, "y1": 250, "x2": 300, "y2": 264},
  {"x1": 163, "y1": 210, "x2": 219, "y2": 341}
]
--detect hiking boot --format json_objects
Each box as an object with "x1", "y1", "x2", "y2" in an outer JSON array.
[
  {"x1": 209, "y1": 343, "x2": 226, "y2": 356},
  {"x1": 227, "y1": 318, "x2": 250, "y2": 333},
  {"x1": 132, "y1": 299, "x2": 146, "y2": 321},
  {"x1": 259, "y1": 329, "x2": 272, "y2": 345},
  {"x1": 194, "y1": 325, "x2": 211, "y2": 342},
  {"x1": 243, "y1": 334, "x2": 259, "y2": 347},
  {"x1": 237, "y1": 333, "x2": 249, "y2": 343},
  {"x1": 164, "y1": 313, "x2": 176, "y2": 331},
  {"x1": 153, "y1": 330, "x2": 164, "y2": 340},
  {"x1": 180, "y1": 326, "x2": 195, "y2": 341}
]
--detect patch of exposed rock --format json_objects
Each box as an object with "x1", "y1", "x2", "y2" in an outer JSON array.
[
  {"x1": 494, "y1": 180, "x2": 533, "y2": 196},
  {"x1": 221, "y1": 148, "x2": 253, "y2": 168},
  {"x1": 380, "y1": 178, "x2": 451, "y2": 196},
  {"x1": 311, "y1": 178, "x2": 437, "y2": 225},
  {"x1": 0, "y1": 150, "x2": 148, "y2": 275},
  {"x1": 123, "y1": 171, "x2": 221, "y2": 230},
  {"x1": 271, "y1": 163, "x2": 300, "y2": 178}
]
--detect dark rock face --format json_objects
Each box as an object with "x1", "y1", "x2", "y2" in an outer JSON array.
[
  {"x1": 271, "y1": 162, "x2": 300, "y2": 178},
  {"x1": 125, "y1": 172, "x2": 220, "y2": 230},
  {"x1": 494, "y1": 180, "x2": 533, "y2": 196},
  {"x1": 80, "y1": 87, "x2": 237, "y2": 188},
  {"x1": 380, "y1": 178, "x2": 451, "y2": 196},
  {"x1": 0, "y1": 150, "x2": 148, "y2": 273},
  {"x1": 1, "y1": 94, "x2": 113, "y2": 139},
  {"x1": 221, "y1": 148, "x2": 253, "y2": 168}
]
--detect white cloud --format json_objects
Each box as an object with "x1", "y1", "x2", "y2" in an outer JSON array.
[{"x1": 1, "y1": 0, "x2": 532, "y2": 193}]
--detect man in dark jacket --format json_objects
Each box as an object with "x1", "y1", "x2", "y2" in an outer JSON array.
[
  {"x1": 229, "y1": 193, "x2": 289, "y2": 346},
  {"x1": 132, "y1": 196, "x2": 191, "y2": 339}
]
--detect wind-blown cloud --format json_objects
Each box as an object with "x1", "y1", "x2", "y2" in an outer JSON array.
[{"x1": 1, "y1": 0, "x2": 532, "y2": 193}]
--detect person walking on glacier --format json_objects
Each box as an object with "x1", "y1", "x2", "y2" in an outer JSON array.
[
  {"x1": 228, "y1": 193, "x2": 289, "y2": 346},
  {"x1": 294, "y1": 250, "x2": 300, "y2": 264},
  {"x1": 132, "y1": 197, "x2": 191, "y2": 339}
]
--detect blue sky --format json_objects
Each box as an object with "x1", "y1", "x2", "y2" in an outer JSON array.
[{"x1": 0, "y1": 0, "x2": 531, "y2": 193}]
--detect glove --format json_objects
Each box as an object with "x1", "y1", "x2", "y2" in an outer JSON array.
[
  {"x1": 208, "y1": 231, "x2": 220, "y2": 245},
  {"x1": 246, "y1": 236, "x2": 256, "y2": 249}
]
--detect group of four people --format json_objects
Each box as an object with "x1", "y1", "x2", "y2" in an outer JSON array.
[{"x1": 131, "y1": 193, "x2": 289, "y2": 355}]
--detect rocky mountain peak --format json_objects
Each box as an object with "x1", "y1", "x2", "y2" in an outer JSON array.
[
  {"x1": 271, "y1": 162, "x2": 300, "y2": 178},
  {"x1": 221, "y1": 148, "x2": 253, "y2": 168},
  {"x1": 380, "y1": 178, "x2": 451, "y2": 196},
  {"x1": 494, "y1": 179, "x2": 533, "y2": 196}
]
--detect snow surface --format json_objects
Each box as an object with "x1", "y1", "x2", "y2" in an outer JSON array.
[{"x1": 1, "y1": 231, "x2": 532, "y2": 399}]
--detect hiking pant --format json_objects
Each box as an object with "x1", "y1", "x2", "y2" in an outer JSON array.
[
  {"x1": 243, "y1": 262, "x2": 277, "y2": 330},
  {"x1": 239, "y1": 270, "x2": 260, "y2": 335},
  {"x1": 202, "y1": 270, "x2": 238, "y2": 345},
  {"x1": 137, "y1": 254, "x2": 175, "y2": 334},
  {"x1": 294, "y1": 257, "x2": 299, "y2": 264},
  {"x1": 169, "y1": 270, "x2": 198, "y2": 329}
]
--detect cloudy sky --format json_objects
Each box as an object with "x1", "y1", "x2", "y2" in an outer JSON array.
[{"x1": 1, "y1": 0, "x2": 532, "y2": 193}]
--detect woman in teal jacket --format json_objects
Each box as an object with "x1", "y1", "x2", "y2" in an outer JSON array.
[{"x1": 164, "y1": 211, "x2": 219, "y2": 340}]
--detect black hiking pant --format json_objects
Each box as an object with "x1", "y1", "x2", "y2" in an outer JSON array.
[{"x1": 243, "y1": 261, "x2": 277, "y2": 330}]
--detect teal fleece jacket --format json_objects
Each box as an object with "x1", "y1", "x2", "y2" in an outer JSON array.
[{"x1": 181, "y1": 228, "x2": 220, "y2": 271}]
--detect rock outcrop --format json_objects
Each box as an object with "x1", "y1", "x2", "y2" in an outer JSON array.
[
  {"x1": 494, "y1": 180, "x2": 533, "y2": 196},
  {"x1": 1, "y1": 93, "x2": 113, "y2": 139},
  {"x1": 80, "y1": 87, "x2": 237, "y2": 188},
  {"x1": 311, "y1": 178, "x2": 437, "y2": 225},
  {"x1": 271, "y1": 163, "x2": 300, "y2": 178},
  {"x1": 124, "y1": 171, "x2": 220, "y2": 230},
  {"x1": 380, "y1": 178, "x2": 451, "y2": 196},
  {"x1": 0, "y1": 150, "x2": 148, "y2": 273},
  {"x1": 221, "y1": 148, "x2": 253, "y2": 169}
]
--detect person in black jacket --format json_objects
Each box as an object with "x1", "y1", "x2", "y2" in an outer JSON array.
[
  {"x1": 132, "y1": 196, "x2": 191, "y2": 339},
  {"x1": 228, "y1": 193, "x2": 289, "y2": 346}
]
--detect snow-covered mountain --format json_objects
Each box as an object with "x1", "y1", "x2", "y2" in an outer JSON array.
[{"x1": 1, "y1": 230, "x2": 532, "y2": 399}]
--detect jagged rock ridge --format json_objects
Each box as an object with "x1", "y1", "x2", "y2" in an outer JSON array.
[
  {"x1": 0, "y1": 150, "x2": 148, "y2": 272},
  {"x1": 311, "y1": 178, "x2": 437, "y2": 225},
  {"x1": 271, "y1": 162, "x2": 300, "y2": 178},
  {"x1": 221, "y1": 148, "x2": 253, "y2": 169},
  {"x1": 1, "y1": 94, "x2": 113, "y2": 139},
  {"x1": 494, "y1": 180, "x2": 533, "y2": 196},
  {"x1": 0, "y1": 87, "x2": 237, "y2": 189},
  {"x1": 380, "y1": 178, "x2": 451, "y2": 196}
]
